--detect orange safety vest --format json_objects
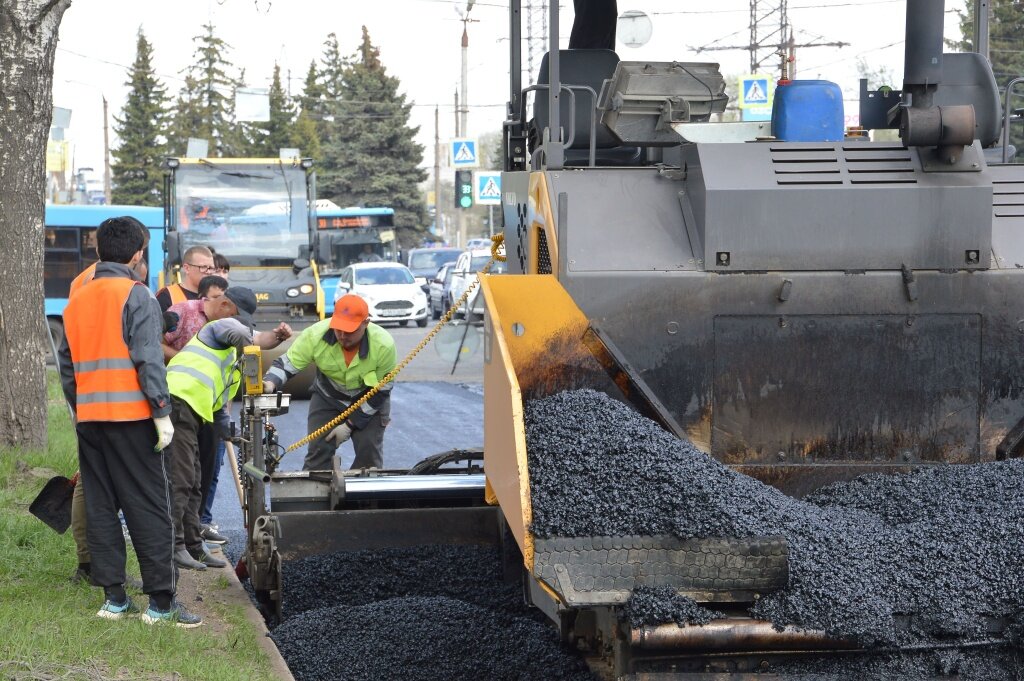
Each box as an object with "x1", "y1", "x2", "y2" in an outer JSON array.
[
  {"x1": 164, "y1": 283, "x2": 188, "y2": 306},
  {"x1": 68, "y1": 262, "x2": 98, "y2": 299},
  {"x1": 63, "y1": 277, "x2": 152, "y2": 422}
]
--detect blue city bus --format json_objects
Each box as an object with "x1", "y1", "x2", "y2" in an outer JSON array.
[
  {"x1": 314, "y1": 203, "x2": 397, "y2": 313},
  {"x1": 44, "y1": 204, "x2": 164, "y2": 344}
]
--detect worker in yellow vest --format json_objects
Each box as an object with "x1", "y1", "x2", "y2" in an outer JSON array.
[
  {"x1": 155, "y1": 245, "x2": 215, "y2": 312},
  {"x1": 164, "y1": 287, "x2": 290, "y2": 570},
  {"x1": 59, "y1": 216, "x2": 201, "y2": 628}
]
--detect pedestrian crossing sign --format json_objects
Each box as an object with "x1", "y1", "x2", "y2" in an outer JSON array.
[
  {"x1": 738, "y1": 74, "x2": 773, "y2": 109},
  {"x1": 475, "y1": 171, "x2": 502, "y2": 205},
  {"x1": 450, "y1": 138, "x2": 478, "y2": 168}
]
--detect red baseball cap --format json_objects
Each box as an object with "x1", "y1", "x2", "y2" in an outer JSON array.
[{"x1": 330, "y1": 294, "x2": 369, "y2": 333}]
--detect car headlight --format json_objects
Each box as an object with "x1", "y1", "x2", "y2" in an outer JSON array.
[
  {"x1": 299, "y1": 283, "x2": 314, "y2": 295},
  {"x1": 286, "y1": 288, "x2": 300, "y2": 298}
]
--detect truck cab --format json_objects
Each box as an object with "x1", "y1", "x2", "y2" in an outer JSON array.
[{"x1": 162, "y1": 157, "x2": 323, "y2": 329}]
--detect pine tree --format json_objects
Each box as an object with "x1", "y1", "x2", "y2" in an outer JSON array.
[
  {"x1": 290, "y1": 60, "x2": 324, "y2": 160},
  {"x1": 250, "y1": 64, "x2": 297, "y2": 157},
  {"x1": 112, "y1": 29, "x2": 168, "y2": 206},
  {"x1": 320, "y1": 27, "x2": 427, "y2": 244},
  {"x1": 168, "y1": 23, "x2": 241, "y2": 157},
  {"x1": 316, "y1": 34, "x2": 348, "y2": 161}
]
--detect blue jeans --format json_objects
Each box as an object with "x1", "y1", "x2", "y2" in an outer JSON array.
[{"x1": 200, "y1": 441, "x2": 225, "y2": 525}]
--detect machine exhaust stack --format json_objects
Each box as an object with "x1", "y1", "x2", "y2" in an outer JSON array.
[{"x1": 899, "y1": 0, "x2": 976, "y2": 164}]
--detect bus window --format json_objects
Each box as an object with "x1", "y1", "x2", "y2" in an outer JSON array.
[{"x1": 44, "y1": 227, "x2": 82, "y2": 298}]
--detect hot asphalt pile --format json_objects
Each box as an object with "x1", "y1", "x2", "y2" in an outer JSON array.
[
  {"x1": 278, "y1": 544, "x2": 527, "y2": 619},
  {"x1": 621, "y1": 586, "x2": 724, "y2": 629},
  {"x1": 271, "y1": 545, "x2": 595, "y2": 681},
  {"x1": 525, "y1": 390, "x2": 1024, "y2": 658}
]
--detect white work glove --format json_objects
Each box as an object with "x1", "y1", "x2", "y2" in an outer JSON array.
[
  {"x1": 325, "y1": 422, "x2": 353, "y2": 448},
  {"x1": 153, "y1": 415, "x2": 174, "y2": 452}
]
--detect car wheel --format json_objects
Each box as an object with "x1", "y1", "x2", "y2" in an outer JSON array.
[{"x1": 417, "y1": 317, "x2": 428, "y2": 328}]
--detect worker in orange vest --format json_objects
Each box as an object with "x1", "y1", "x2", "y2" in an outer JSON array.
[
  {"x1": 155, "y1": 245, "x2": 216, "y2": 312},
  {"x1": 59, "y1": 216, "x2": 201, "y2": 628},
  {"x1": 66, "y1": 216, "x2": 150, "y2": 587}
]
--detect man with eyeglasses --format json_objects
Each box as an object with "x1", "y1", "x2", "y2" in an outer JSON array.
[{"x1": 156, "y1": 245, "x2": 216, "y2": 313}]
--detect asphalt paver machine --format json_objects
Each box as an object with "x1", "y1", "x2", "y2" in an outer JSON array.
[{"x1": 477, "y1": 0, "x2": 1024, "y2": 675}]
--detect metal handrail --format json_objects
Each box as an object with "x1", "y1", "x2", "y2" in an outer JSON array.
[
  {"x1": 1002, "y1": 77, "x2": 1024, "y2": 163},
  {"x1": 521, "y1": 83, "x2": 598, "y2": 168}
]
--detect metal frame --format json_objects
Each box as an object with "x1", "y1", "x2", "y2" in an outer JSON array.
[
  {"x1": 506, "y1": 0, "x2": 566, "y2": 171},
  {"x1": 1003, "y1": 77, "x2": 1024, "y2": 163}
]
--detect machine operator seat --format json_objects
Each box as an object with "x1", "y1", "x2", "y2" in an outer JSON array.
[
  {"x1": 934, "y1": 52, "x2": 1003, "y2": 150},
  {"x1": 528, "y1": 49, "x2": 642, "y2": 167}
]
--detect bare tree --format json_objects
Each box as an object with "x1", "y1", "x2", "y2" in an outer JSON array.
[{"x1": 0, "y1": 0, "x2": 72, "y2": 448}]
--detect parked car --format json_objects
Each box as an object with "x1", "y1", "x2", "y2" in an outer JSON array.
[
  {"x1": 406, "y1": 247, "x2": 463, "y2": 294},
  {"x1": 449, "y1": 249, "x2": 506, "y2": 319},
  {"x1": 428, "y1": 261, "x2": 459, "y2": 319},
  {"x1": 465, "y1": 237, "x2": 492, "y2": 250},
  {"x1": 333, "y1": 262, "x2": 429, "y2": 327}
]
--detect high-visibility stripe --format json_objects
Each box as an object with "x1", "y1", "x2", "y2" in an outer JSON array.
[
  {"x1": 168, "y1": 365, "x2": 216, "y2": 391},
  {"x1": 64, "y1": 277, "x2": 152, "y2": 423},
  {"x1": 77, "y1": 390, "x2": 149, "y2": 404},
  {"x1": 73, "y1": 357, "x2": 136, "y2": 373},
  {"x1": 178, "y1": 344, "x2": 223, "y2": 365}
]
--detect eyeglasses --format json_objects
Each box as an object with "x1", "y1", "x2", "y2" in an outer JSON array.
[{"x1": 186, "y1": 262, "x2": 217, "y2": 274}]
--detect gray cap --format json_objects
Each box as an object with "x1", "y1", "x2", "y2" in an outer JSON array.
[{"x1": 223, "y1": 286, "x2": 258, "y2": 328}]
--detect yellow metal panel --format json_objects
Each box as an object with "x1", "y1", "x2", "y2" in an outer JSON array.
[
  {"x1": 481, "y1": 273, "x2": 609, "y2": 572},
  {"x1": 527, "y1": 172, "x2": 559, "y2": 276}
]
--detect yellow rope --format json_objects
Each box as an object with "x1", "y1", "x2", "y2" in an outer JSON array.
[{"x1": 284, "y1": 233, "x2": 507, "y2": 453}]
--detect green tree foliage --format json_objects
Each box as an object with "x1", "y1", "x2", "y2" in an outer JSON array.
[
  {"x1": 112, "y1": 29, "x2": 168, "y2": 206},
  {"x1": 168, "y1": 23, "x2": 242, "y2": 156},
  {"x1": 319, "y1": 27, "x2": 427, "y2": 245},
  {"x1": 287, "y1": 60, "x2": 323, "y2": 160},
  {"x1": 248, "y1": 64, "x2": 297, "y2": 157}
]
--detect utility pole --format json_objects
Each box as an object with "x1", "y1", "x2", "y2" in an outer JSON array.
[
  {"x1": 455, "y1": 0, "x2": 476, "y2": 249},
  {"x1": 695, "y1": 0, "x2": 846, "y2": 77},
  {"x1": 460, "y1": 24, "x2": 469, "y2": 137},
  {"x1": 102, "y1": 95, "x2": 111, "y2": 205},
  {"x1": 434, "y1": 105, "x2": 442, "y2": 243},
  {"x1": 454, "y1": 89, "x2": 460, "y2": 137}
]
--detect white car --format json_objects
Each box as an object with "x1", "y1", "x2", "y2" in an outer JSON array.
[
  {"x1": 449, "y1": 249, "x2": 506, "y2": 319},
  {"x1": 334, "y1": 262, "x2": 429, "y2": 327},
  {"x1": 465, "y1": 237, "x2": 492, "y2": 250}
]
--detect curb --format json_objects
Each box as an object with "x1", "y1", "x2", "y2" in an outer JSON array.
[{"x1": 217, "y1": 556, "x2": 296, "y2": 681}]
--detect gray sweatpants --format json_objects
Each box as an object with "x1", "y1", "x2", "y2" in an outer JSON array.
[{"x1": 302, "y1": 391, "x2": 389, "y2": 471}]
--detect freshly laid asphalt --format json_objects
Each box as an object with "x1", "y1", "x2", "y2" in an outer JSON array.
[{"x1": 209, "y1": 324, "x2": 485, "y2": 538}]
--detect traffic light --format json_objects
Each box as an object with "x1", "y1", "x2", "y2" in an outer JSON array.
[{"x1": 455, "y1": 170, "x2": 473, "y2": 209}]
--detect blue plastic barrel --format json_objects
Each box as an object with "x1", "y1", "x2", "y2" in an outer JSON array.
[{"x1": 771, "y1": 80, "x2": 845, "y2": 142}]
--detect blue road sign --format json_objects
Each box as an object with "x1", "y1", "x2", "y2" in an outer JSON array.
[
  {"x1": 451, "y1": 138, "x2": 478, "y2": 168},
  {"x1": 475, "y1": 171, "x2": 501, "y2": 205}
]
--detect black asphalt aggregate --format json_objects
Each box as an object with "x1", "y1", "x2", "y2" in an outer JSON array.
[
  {"x1": 525, "y1": 389, "x2": 1024, "y2": 673},
  {"x1": 270, "y1": 545, "x2": 595, "y2": 681}
]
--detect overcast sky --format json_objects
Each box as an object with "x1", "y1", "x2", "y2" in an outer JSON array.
[{"x1": 52, "y1": 0, "x2": 969, "y2": 174}]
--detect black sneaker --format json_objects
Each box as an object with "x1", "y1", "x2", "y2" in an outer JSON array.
[
  {"x1": 200, "y1": 524, "x2": 228, "y2": 545},
  {"x1": 142, "y1": 600, "x2": 202, "y2": 628}
]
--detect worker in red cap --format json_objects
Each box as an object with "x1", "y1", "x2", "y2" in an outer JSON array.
[{"x1": 263, "y1": 294, "x2": 397, "y2": 470}]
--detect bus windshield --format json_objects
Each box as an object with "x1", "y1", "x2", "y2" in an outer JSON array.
[{"x1": 174, "y1": 161, "x2": 309, "y2": 262}]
